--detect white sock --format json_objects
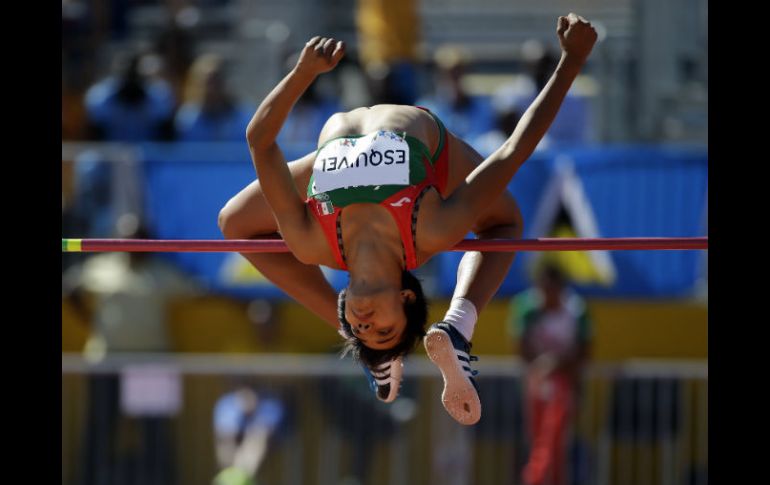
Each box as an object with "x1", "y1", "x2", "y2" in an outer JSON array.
[{"x1": 443, "y1": 297, "x2": 478, "y2": 342}]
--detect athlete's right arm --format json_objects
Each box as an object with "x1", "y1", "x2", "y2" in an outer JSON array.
[{"x1": 246, "y1": 37, "x2": 345, "y2": 260}]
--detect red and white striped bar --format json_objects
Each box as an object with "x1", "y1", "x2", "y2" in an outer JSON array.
[{"x1": 62, "y1": 237, "x2": 708, "y2": 253}]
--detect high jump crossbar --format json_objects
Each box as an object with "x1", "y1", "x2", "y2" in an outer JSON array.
[{"x1": 62, "y1": 237, "x2": 708, "y2": 253}]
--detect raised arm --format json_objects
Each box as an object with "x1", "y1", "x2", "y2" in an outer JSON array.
[
  {"x1": 490, "y1": 14, "x2": 596, "y2": 170},
  {"x1": 246, "y1": 37, "x2": 345, "y2": 259},
  {"x1": 429, "y1": 14, "x2": 597, "y2": 247}
]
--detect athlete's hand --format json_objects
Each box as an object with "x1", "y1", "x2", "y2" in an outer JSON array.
[
  {"x1": 295, "y1": 36, "x2": 345, "y2": 77},
  {"x1": 557, "y1": 13, "x2": 597, "y2": 62}
]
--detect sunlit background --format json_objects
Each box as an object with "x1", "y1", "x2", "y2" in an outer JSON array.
[{"x1": 61, "y1": 1, "x2": 707, "y2": 484}]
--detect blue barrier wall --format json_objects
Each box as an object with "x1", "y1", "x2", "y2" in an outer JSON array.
[{"x1": 140, "y1": 143, "x2": 707, "y2": 299}]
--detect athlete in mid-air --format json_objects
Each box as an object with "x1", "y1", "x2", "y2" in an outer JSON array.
[{"x1": 218, "y1": 13, "x2": 597, "y2": 424}]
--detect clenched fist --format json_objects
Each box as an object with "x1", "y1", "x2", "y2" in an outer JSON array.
[
  {"x1": 557, "y1": 13, "x2": 598, "y2": 62},
  {"x1": 295, "y1": 36, "x2": 345, "y2": 77}
]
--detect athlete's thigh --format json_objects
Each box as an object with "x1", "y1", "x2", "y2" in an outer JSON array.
[
  {"x1": 221, "y1": 152, "x2": 316, "y2": 237},
  {"x1": 444, "y1": 134, "x2": 522, "y2": 231}
]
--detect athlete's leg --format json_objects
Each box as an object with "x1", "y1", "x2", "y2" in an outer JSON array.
[
  {"x1": 218, "y1": 153, "x2": 339, "y2": 328},
  {"x1": 441, "y1": 133, "x2": 523, "y2": 324},
  {"x1": 454, "y1": 194, "x2": 522, "y2": 314},
  {"x1": 423, "y1": 136, "x2": 523, "y2": 425}
]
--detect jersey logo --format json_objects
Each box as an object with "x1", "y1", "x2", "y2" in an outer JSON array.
[{"x1": 390, "y1": 197, "x2": 411, "y2": 207}]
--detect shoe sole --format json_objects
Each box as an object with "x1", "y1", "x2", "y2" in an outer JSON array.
[{"x1": 424, "y1": 327, "x2": 481, "y2": 425}]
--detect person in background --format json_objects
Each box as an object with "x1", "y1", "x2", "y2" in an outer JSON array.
[
  {"x1": 415, "y1": 45, "x2": 496, "y2": 141},
  {"x1": 79, "y1": 51, "x2": 169, "y2": 243},
  {"x1": 508, "y1": 263, "x2": 592, "y2": 485},
  {"x1": 492, "y1": 39, "x2": 593, "y2": 149},
  {"x1": 212, "y1": 385, "x2": 285, "y2": 485},
  {"x1": 154, "y1": 12, "x2": 196, "y2": 96},
  {"x1": 84, "y1": 51, "x2": 176, "y2": 142},
  {"x1": 469, "y1": 93, "x2": 522, "y2": 158},
  {"x1": 175, "y1": 53, "x2": 255, "y2": 141},
  {"x1": 356, "y1": 0, "x2": 420, "y2": 105}
]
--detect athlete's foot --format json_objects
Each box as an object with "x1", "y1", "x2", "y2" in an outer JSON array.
[
  {"x1": 361, "y1": 356, "x2": 404, "y2": 403},
  {"x1": 424, "y1": 322, "x2": 481, "y2": 425}
]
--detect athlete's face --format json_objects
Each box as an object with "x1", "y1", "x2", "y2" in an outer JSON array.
[{"x1": 344, "y1": 287, "x2": 416, "y2": 350}]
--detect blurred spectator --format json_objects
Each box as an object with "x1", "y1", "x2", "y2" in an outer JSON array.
[
  {"x1": 212, "y1": 385, "x2": 285, "y2": 485},
  {"x1": 62, "y1": 218, "x2": 199, "y2": 485},
  {"x1": 69, "y1": 150, "x2": 114, "y2": 238},
  {"x1": 154, "y1": 10, "x2": 197, "y2": 96},
  {"x1": 84, "y1": 51, "x2": 176, "y2": 141},
  {"x1": 492, "y1": 40, "x2": 593, "y2": 148},
  {"x1": 175, "y1": 54, "x2": 255, "y2": 141},
  {"x1": 62, "y1": 0, "x2": 98, "y2": 92},
  {"x1": 356, "y1": 0, "x2": 420, "y2": 105},
  {"x1": 80, "y1": 51, "x2": 173, "y2": 244},
  {"x1": 68, "y1": 145, "x2": 144, "y2": 240},
  {"x1": 63, "y1": 80, "x2": 88, "y2": 141},
  {"x1": 62, "y1": 0, "x2": 94, "y2": 140},
  {"x1": 507, "y1": 263, "x2": 592, "y2": 485},
  {"x1": 469, "y1": 97, "x2": 522, "y2": 157},
  {"x1": 416, "y1": 46, "x2": 496, "y2": 140},
  {"x1": 335, "y1": 53, "x2": 373, "y2": 110}
]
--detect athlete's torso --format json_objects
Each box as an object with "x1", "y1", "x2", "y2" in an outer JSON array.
[{"x1": 305, "y1": 105, "x2": 449, "y2": 270}]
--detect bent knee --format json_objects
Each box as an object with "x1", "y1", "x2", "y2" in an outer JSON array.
[
  {"x1": 473, "y1": 210, "x2": 523, "y2": 239},
  {"x1": 218, "y1": 204, "x2": 234, "y2": 239},
  {"x1": 218, "y1": 200, "x2": 247, "y2": 239},
  {"x1": 475, "y1": 221, "x2": 522, "y2": 240},
  {"x1": 218, "y1": 196, "x2": 280, "y2": 240},
  {"x1": 473, "y1": 193, "x2": 523, "y2": 236}
]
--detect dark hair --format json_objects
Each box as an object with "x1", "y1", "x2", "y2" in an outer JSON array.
[
  {"x1": 338, "y1": 270, "x2": 428, "y2": 368},
  {"x1": 537, "y1": 261, "x2": 566, "y2": 286}
]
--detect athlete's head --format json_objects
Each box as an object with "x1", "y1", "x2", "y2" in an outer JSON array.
[
  {"x1": 337, "y1": 270, "x2": 428, "y2": 368},
  {"x1": 535, "y1": 261, "x2": 567, "y2": 309}
]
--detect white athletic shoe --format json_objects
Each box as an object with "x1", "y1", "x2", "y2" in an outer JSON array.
[
  {"x1": 424, "y1": 322, "x2": 481, "y2": 425},
  {"x1": 362, "y1": 356, "x2": 404, "y2": 403}
]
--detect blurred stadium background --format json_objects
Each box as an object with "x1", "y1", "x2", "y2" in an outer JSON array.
[{"x1": 61, "y1": 0, "x2": 707, "y2": 484}]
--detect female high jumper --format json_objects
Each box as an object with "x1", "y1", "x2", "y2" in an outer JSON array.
[{"x1": 218, "y1": 13, "x2": 597, "y2": 425}]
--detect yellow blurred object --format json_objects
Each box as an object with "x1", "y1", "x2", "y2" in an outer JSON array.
[
  {"x1": 61, "y1": 298, "x2": 91, "y2": 352},
  {"x1": 167, "y1": 297, "x2": 262, "y2": 353},
  {"x1": 219, "y1": 253, "x2": 270, "y2": 285},
  {"x1": 356, "y1": 0, "x2": 420, "y2": 65},
  {"x1": 534, "y1": 224, "x2": 614, "y2": 286}
]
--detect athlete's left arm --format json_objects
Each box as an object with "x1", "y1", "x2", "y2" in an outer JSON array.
[
  {"x1": 246, "y1": 37, "x2": 344, "y2": 260},
  {"x1": 426, "y1": 14, "x2": 596, "y2": 248}
]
